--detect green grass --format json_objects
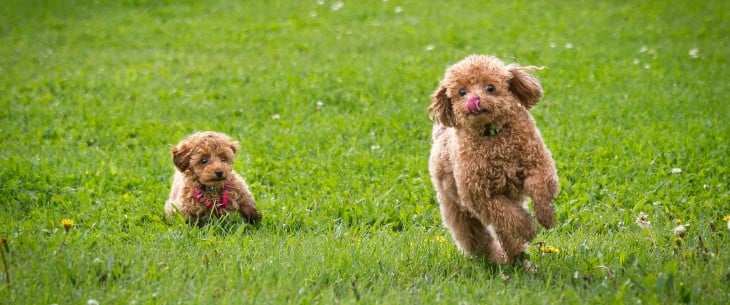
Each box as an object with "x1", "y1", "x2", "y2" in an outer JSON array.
[{"x1": 1, "y1": 0, "x2": 728, "y2": 304}]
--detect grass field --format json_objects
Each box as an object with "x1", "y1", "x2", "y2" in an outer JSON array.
[{"x1": 1, "y1": 0, "x2": 728, "y2": 304}]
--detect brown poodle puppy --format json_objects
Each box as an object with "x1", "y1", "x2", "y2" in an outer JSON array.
[
  {"x1": 164, "y1": 131, "x2": 262, "y2": 226},
  {"x1": 428, "y1": 55, "x2": 559, "y2": 264}
]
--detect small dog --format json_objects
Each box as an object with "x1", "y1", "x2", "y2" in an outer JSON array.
[
  {"x1": 428, "y1": 55, "x2": 559, "y2": 265},
  {"x1": 164, "y1": 131, "x2": 262, "y2": 226}
]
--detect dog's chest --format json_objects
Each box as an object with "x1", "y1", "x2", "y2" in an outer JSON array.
[{"x1": 454, "y1": 138, "x2": 525, "y2": 196}]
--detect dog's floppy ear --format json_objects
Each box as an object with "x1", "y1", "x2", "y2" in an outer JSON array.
[
  {"x1": 508, "y1": 65, "x2": 543, "y2": 110},
  {"x1": 229, "y1": 140, "x2": 240, "y2": 155},
  {"x1": 172, "y1": 143, "x2": 193, "y2": 172},
  {"x1": 428, "y1": 85, "x2": 456, "y2": 127}
]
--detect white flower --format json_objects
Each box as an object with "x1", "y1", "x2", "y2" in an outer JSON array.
[
  {"x1": 271, "y1": 114, "x2": 281, "y2": 120},
  {"x1": 644, "y1": 64, "x2": 650, "y2": 69},
  {"x1": 635, "y1": 212, "x2": 650, "y2": 229},
  {"x1": 394, "y1": 6, "x2": 403, "y2": 13},
  {"x1": 549, "y1": 42, "x2": 556, "y2": 48},
  {"x1": 639, "y1": 46, "x2": 648, "y2": 53},
  {"x1": 316, "y1": 101, "x2": 324, "y2": 110},
  {"x1": 317, "y1": 0, "x2": 325, "y2": 5},
  {"x1": 688, "y1": 48, "x2": 699, "y2": 59},
  {"x1": 673, "y1": 224, "x2": 687, "y2": 237},
  {"x1": 633, "y1": 58, "x2": 640, "y2": 65},
  {"x1": 565, "y1": 43, "x2": 573, "y2": 49},
  {"x1": 425, "y1": 44, "x2": 435, "y2": 51},
  {"x1": 370, "y1": 145, "x2": 381, "y2": 150},
  {"x1": 671, "y1": 168, "x2": 682, "y2": 174},
  {"x1": 331, "y1": 1, "x2": 343, "y2": 11},
  {"x1": 87, "y1": 299, "x2": 100, "y2": 305}
]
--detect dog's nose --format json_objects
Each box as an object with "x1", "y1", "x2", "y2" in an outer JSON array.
[{"x1": 215, "y1": 170, "x2": 224, "y2": 178}]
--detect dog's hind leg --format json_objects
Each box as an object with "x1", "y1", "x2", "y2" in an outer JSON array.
[
  {"x1": 469, "y1": 195, "x2": 535, "y2": 263},
  {"x1": 440, "y1": 198, "x2": 508, "y2": 263}
]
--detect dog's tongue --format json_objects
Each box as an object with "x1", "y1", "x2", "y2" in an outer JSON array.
[{"x1": 466, "y1": 96, "x2": 481, "y2": 114}]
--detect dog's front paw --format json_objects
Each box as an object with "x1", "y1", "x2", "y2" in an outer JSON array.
[
  {"x1": 535, "y1": 204, "x2": 554, "y2": 229},
  {"x1": 240, "y1": 206, "x2": 262, "y2": 224}
]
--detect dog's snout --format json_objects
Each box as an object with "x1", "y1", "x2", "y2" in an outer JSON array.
[
  {"x1": 215, "y1": 169, "x2": 224, "y2": 178},
  {"x1": 465, "y1": 95, "x2": 482, "y2": 114}
]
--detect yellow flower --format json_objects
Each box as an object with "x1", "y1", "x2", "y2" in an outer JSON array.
[
  {"x1": 723, "y1": 215, "x2": 730, "y2": 222},
  {"x1": 539, "y1": 245, "x2": 560, "y2": 254},
  {"x1": 435, "y1": 236, "x2": 445, "y2": 244},
  {"x1": 61, "y1": 219, "x2": 75, "y2": 233}
]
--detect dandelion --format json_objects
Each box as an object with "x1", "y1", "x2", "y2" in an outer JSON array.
[
  {"x1": 435, "y1": 236, "x2": 445, "y2": 243},
  {"x1": 671, "y1": 168, "x2": 682, "y2": 174},
  {"x1": 331, "y1": 1, "x2": 343, "y2": 11},
  {"x1": 539, "y1": 245, "x2": 560, "y2": 254},
  {"x1": 61, "y1": 219, "x2": 75, "y2": 233},
  {"x1": 673, "y1": 220, "x2": 687, "y2": 237},
  {"x1": 724, "y1": 215, "x2": 730, "y2": 230},
  {"x1": 688, "y1": 47, "x2": 699, "y2": 59},
  {"x1": 635, "y1": 212, "x2": 650, "y2": 229}
]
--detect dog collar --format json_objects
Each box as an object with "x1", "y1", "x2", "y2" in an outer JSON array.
[
  {"x1": 194, "y1": 184, "x2": 231, "y2": 215},
  {"x1": 483, "y1": 125, "x2": 501, "y2": 137}
]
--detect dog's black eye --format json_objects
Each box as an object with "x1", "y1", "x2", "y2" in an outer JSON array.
[
  {"x1": 485, "y1": 84, "x2": 495, "y2": 93},
  {"x1": 221, "y1": 157, "x2": 227, "y2": 162},
  {"x1": 200, "y1": 158, "x2": 208, "y2": 164},
  {"x1": 458, "y1": 88, "x2": 467, "y2": 96}
]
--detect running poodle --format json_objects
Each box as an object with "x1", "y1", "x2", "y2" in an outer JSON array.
[
  {"x1": 165, "y1": 131, "x2": 262, "y2": 226},
  {"x1": 428, "y1": 55, "x2": 559, "y2": 265}
]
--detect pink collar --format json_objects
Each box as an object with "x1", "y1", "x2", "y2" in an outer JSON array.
[{"x1": 194, "y1": 184, "x2": 231, "y2": 215}]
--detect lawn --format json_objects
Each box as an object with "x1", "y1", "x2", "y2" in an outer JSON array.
[{"x1": 1, "y1": 0, "x2": 728, "y2": 304}]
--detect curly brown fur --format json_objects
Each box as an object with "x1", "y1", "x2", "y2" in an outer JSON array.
[
  {"x1": 164, "y1": 131, "x2": 262, "y2": 226},
  {"x1": 428, "y1": 55, "x2": 559, "y2": 264}
]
